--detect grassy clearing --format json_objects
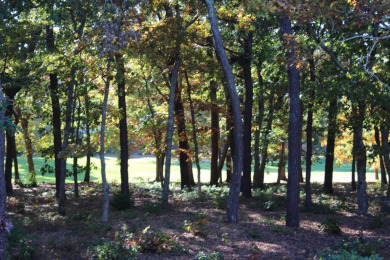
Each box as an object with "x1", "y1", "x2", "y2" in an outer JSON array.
[{"x1": 15, "y1": 155, "x2": 377, "y2": 185}]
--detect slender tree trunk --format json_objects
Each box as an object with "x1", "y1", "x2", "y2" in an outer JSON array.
[
  {"x1": 253, "y1": 65, "x2": 265, "y2": 189},
  {"x1": 226, "y1": 151, "x2": 232, "y2": 183},
  {"x1": 162, "y1": 5, "x2": 183, "y2": 209},
  {"x1": 381, "y1": 124, "x2": 390, "y2": 198},
  {"x1": 101, "y1": 58, "x2": 112, "y2": 223},
  {"x1": 5, "y1": 130, "x2": 13, "y2": 194},
  {"x1": 18, "y1": 110, "x2": 35, "y2": 175},
  {"x1": 185, "y1": 71, "x2": 202, "y2": 195},
  {"x1": 352, "y1": 155, "x2": 357, "y2": 191},
  {"x1": 174, "y1": 83, "x2": 195, "y2": 189},
  {"x1": 280, "y1": 12, "x2": 302, "y2": 227},
  {"x1": 46, "y1": 25, "x2": 62, "y2": 198},
  {"x1": 72, "y1": 97, "x2": 81, "y2": 198},
  {"x1": 375, "y1": 126, "x2": 387, "y2": 187},
  {"x1": 115, "y1": 53, "x2": 130, "y2": 195},
  {"x1": 208, "y1": 42, "x2": 220, "y2": 186},
  {"x1": 323, "y1": 98, "x2": 338, "y2": 194},
  {"x1": 217, "y1": 135, "x2": 229, "y2": 181},
  {"x1": 84, "y1": 91, "x2": 91, "y2": 183},
  {"x1": 13, "y1": 142, "x2": 19, "y2": 184},
  {"x1": 353, "y1": 102, "x2": 368, "y2": 215},
  {"x1": 210, "y1": 81, "x2": 220, "y2": 185},
  {"x1": 277, "y1": 140, "x2": 287, "y2": 184},
  {"x1": 305, "y1": 56, "x2": 315, "y2": 209},
  {"x1": 58, "y1": 66, "x2": 77, "y2": 216},
  {"x1": 241, "y1": 31, "x2": 254, "y2": 198},
  {"x1": 256, "y1": 92, "x2": 276, "y2": 189},
  {"x1": 0, "y1": 87, "x2": 7, "y2": 259},
  {"x1": 205, "y1": 0, "x2": 243, "y2": 223}
]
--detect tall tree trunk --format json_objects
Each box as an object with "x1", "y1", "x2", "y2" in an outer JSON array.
[
  {"x1": 58, "y1": 66, "x2": 77, "y2": 216},
  {"x1": 162, "y1": 5, "x2": 183, "y2": 209},
  {"x1": 381, "y1": 124, "x2": 390, "y2": 198},
  {"x1": 353, "y1": 102, "x2": 368, "y2": 215},
  {"x1": 280, "y1": 12, "x2": 302, "y2": 227},
  {"x1": 84, "y1": 90, "x2": 91, "y2": 183},
  {"x1": 323, "y1": 98, "x2": 338, "y2": 194},
  {"x1": 174, "y1": 83, "x2": 195, "y2": 189},
  {"x1": 351, "y1": 154, "x2": 357, "y2": 191},
  {"x1": 375, "y1": 126, "x2": 387, "y2": 187},
  {"x1": 5, "y1": 130, "x2": 13, "y2": 194},
  {"x1": 217, "y1": 134, "x2": 229, "y2": 182},
  {"x1": 185, "y1": 71, "x2": 202, "y2": 195},
  {"x1": 115, "y1": 53, "x2": 130, "y2": 195},
  {"x1": 253, "y1": 65, "x2": 265, "y2": 189},
  {"x1": 46, "y1": 25, "x2": 62, "y2": 198},
  {"x1": 72, "y1": 97, "x2": 81, "y2": 198},
  {"x1": 256, "y1": 92, "x2": 276, "y2": 189},
  {"x1": 241, "y1": 31, "x2": 254, "y2": 198},
  {"x1": 209, "y1": 42, "x2": 220, "y2": 186},
  {"x1": 0, "y1": 87, "x2": 7, "y2": 259},
  {"x1": 305, "y1": 56, "x2": 315, "y2": 209},
  {"x1": 205, "y1": 0, "x2": 243, "y2": 223},
  {"x1": 101, "y1": 58, "x2": 112, "y2": 223},
  {"x1": 210, "y1": 81, "x2": 220, "y2": 185},
  {"x1": 277, "y1": 140, "x2": 287, "y2": 183},
  {"x1": 18, "y1": 110, "x2": 35, "y2": 175}
]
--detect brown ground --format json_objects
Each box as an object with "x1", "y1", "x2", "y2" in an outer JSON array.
[{"x1": 6, "y1": 182, "x2": 390, "y2": 259}]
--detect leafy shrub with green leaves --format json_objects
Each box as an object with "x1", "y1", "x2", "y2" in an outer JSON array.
[
  {"x1": 7, "y1": 221, "x2": 36, "y2": 259},
  {"x1": 317, "y1": 249, "x2": 382, "y2": 260},
  {"x1": 92, "y1": 232, "x2": 139, "y2": 260},
  {"x1": 181, "y1": 212, "x2": 208, "y2": 237},
  {"x1": 195, "y1": 251, "x2": 224, "y2": 260},
  {"x1": 143, "y1": 200, "x2": 162, "y2": 214},
  {"x1": 319, "y1": 218, "x2": 341, "y2": 235},
  {"x1": 135, "y1": 226, "x2": 183, "y2": 253},
  {"x1": 111, "y1": 192, "x2": 134, "y2": 211}
]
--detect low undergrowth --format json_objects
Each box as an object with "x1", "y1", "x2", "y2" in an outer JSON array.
[{"x1": 4, "y1": 182, "x2": 389, "y2": 259}]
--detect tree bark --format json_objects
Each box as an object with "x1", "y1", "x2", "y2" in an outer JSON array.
[
  {"x1": 381, "y1": 124, "x2": 390, "y2": 198},
  {"x1": 162, "y1": 5, "x2": 183, "y2": 209},
  {"x1": 253, "y1": 65, "x2": 265, "y2": 189},
  {"x1": 46, "y1": 25, "x2": 62, "y2": 198},
  {"x1": 323, "y1": 98, "x2": 338, "y2": 194},
  {"x1": 277, "y1": 140, "x2": 287, "y2": 184},
  {"x1": 353, "y1": 102, "x2": 368, "y2": 215},
  {"x1": 101, "y1": 58, "x2": 112, "y2": 223},
  {"x1": 18, "y1": 110, "x2": 35, "y2": 175},
  {"x1": 115, "y1": 53, "x2": 130, "y2": 195},
  {"x1": 0, "y1": 87, "x2": 7, "y2": 260},
  {"x1": 280, "y1": 12, "x2": 302, "y2": 227},
  {"x1": 205, "y1": 0, "x2": 243, "y2": 223},
  {"x1": 185, "y1": 71, "x2": 202, "y2": 195},
  {"x1": 210, "y1": 80, "x2": 220, "y2": 185},
  {"x1": 84, "y1": 91, "x2": 91, "y2": 183},
  {"x1": 241, "y1": 31, "x2": 254, "y2": 198},
  {"x1": 58, "y1": 66, "x2": 77, "y2": 216},
  {"x1": 374, "y1": 126, "x2": 387, "y2": 187},
  {"x1": 174, "y1": 83, "x2": 195, "y2": 189},
  {"x1": 305, "y1": 56, "x2": 315, "y2": 209}
]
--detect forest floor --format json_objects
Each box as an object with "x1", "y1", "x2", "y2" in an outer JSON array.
[{"x1": 5, "y1": 181, "x2": 390, "y2": 259}]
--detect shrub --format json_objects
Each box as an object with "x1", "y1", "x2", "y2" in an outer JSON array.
[
  {"x1": 195, "y1": 251, "x2": 224, "y2": 260},
  {"x1": 368, "y1": 217, "x2": 383, "y2": 229},
  {"x1": 319, "y1": 218, "x2": 342, "y2": 235},
  {"x1": 181, "y1": 212, "x2": 208, "y2": 237},
  {"x1": 7, "y1": 221, "x2": 36, "y2": 259},
  {"x1": 143, "y1": 200, "x2": 162, "y2": 214},
  {"x1": 136, "y1": 226, "x2": 183, "y2": 253},
  {"x1": 111, "y1": 192, "x2": 134, "y2": 211},
  {"x1": 92, "y1": 232, "x2": 139, "y2": 260}
]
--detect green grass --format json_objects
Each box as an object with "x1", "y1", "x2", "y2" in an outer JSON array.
[{"x1": 14, "y1": 155, "x2": 376, "y2": 185}]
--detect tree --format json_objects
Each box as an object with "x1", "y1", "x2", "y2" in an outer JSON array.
[
  {"x1": 280, "y1": 9, "x2": 302, "y2": 227},
  {"x1": 205, "y1": 0, "x2": 243, "y2": 223}
]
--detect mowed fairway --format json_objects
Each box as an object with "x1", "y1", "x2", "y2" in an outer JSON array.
[{"x1": 15, "y1": 155, "x2": 378, "y2": 184}]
